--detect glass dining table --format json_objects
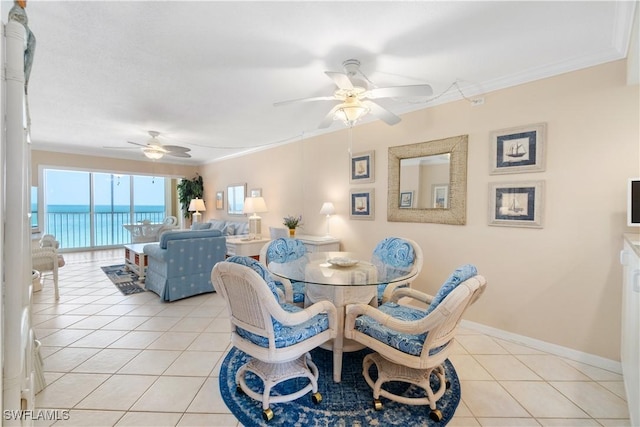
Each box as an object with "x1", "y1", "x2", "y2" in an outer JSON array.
[{"x1": 267, "y1": 251, "x2": 417, "y2": 382}]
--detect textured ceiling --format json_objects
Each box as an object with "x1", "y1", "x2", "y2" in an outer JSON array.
[{"x1": 15, "y1": 1, "x2": 637, "y2": 165}]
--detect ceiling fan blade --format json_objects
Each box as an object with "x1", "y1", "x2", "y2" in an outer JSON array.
[
  {"x1": 318, "y1": 104, "x2": 343, "y2": 129},
  {"x1": 103, "y1": 145, "x2": 138, "y2": 150},
  {"x1": 127, "y1": 140, "x2": 148, "y2": 148},
  {"x1": 274, "y1": 95, "x2": 336, "y2": 106},
  {"x1": 366, "y1": 84, "x2": 433, "y2": 99},
  {"x1": 325, "y1": 71, "x2": 353, "y2": 90},
  {"x1": 161, "y1": 145, "x2": 191, "y2": 152},
  {"x1": 166, "y1": 151, "x2": 192, "y2": 158},
  {"x1": 362, "y1": 100, "x2": 401, "y2": 126}
]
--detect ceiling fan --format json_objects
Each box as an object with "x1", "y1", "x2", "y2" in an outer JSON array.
[
  {"x1": 105, "y1": 131, "x2": 191, "y2": 160},
  {"x1": 274, "y1": 59, "x2": 433, "y2": 128}
]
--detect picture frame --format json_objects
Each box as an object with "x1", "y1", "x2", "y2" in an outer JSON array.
[
  {"x1": 490, "y1": 123, "x2": 546, "y2": 174},
  {"x1": 349, "y1": 188, "x2": 375, "y2": 220},
  {"x1": 350, "y1": 150, "x2": 375, "y2": 183},
  {"x1": 488, "y1": 181, "x2": 544, "y2": 228},
  {"x1": 250, "y1": 188, "x2": 262, "y2": 197},
  {"x1": 399, "y1": 191, "x2": 413, "y2": 208},
  {"x1": 215, "y1": 191, "x2": 224, "y2": 210},
  {"x1": 431, "y1": 184, "x2": 449, "y2": 208}
]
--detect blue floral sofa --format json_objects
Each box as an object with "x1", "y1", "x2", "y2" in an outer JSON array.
[{"x1": 143, "y1": 229, "x2": 227, "y2": 301}]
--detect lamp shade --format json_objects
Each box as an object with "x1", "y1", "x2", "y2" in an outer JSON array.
[
  {"x1": 188, "y1": 198, "x2": 206, "y2": 212},
  {"x1": 319, "y1": 202, "x2": 336, "y2": 216},
  {"x1": 243, "y1": 197, "x2": 268, "y2": 214}
]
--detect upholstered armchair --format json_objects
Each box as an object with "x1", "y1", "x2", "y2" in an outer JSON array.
[
  {"x1": 259, "y1": 238, "x2": 308, "y2": 306},
  {"x1": 371, "y1": 237, "x2": 424, "y2": 305},
  {"x1": 31, "y1": 235, "x2": 65, "y2": 300},
  {"x1": 344, "y1": 264, "x2": 486, "y2": 421},
  {"x1": 212, "y1": 256, "x2": 337, "y2": 421}
]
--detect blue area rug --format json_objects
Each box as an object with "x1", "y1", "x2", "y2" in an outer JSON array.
[
  {"x1": 219, "y1": 346, "x2": 460, "y2": 426},
  {"x1": 100, "y1": 264, "x2": 146, "y2": 295}
]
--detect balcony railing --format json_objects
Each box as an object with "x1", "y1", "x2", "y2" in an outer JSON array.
[{"x1": 45, "y1": 211, "x2": 165, "y2": 249}]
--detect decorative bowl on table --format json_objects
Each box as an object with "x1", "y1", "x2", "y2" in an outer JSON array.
[{"x1": 327, "y1": 257, "x2": 358, "y2": 267}]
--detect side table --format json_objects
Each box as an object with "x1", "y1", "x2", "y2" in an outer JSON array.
[
  {"x1": 295, "y1": 234, "x2": 340, "y2": 252},
  {"x1": 226, "y1": 237, "x2": 270, "y2": 260}
]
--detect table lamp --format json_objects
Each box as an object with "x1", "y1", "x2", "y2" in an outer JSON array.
[
  {"x1": 319, "y1": 202, "x2": 336, "y2": 237},
  {"x1": 188, "y1": 198, "x2": 206, "y2": 223},
  {"x1": 243, "y1": 196, "x2": 268, "y2": 239}
]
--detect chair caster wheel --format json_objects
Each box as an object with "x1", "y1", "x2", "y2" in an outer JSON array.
[
  {"x1": 311, "y1": 392, "x2": 322, "y2": 404},
  {"x1": 236, "y1": 384, "x2": 244, "y2": 395},
  {"x1": 429, "y1": 409, "x2": 443, "y2": 422},
  {"x1": 262, "y1": 408, "x2": 274, "y2": 422},
  {"x1": 373, "y1": 399, "x2": 383, "y2": 411}
]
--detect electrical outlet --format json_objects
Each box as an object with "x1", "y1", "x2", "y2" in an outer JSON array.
[{"x1": 470, "y1": 97, "x2": 485, "y2": 106}]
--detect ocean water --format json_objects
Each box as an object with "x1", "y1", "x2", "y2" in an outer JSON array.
[{"x1": 34, "y1": 204, "x2": 166, "y2": 249}]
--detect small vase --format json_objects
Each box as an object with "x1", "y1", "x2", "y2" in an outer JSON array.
[{"x1": 289, "y1": 228, "x2": 296, "y2": 237}]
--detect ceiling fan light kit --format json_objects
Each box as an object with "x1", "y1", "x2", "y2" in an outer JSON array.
[
  {"x1": 274, "y1": 58, "x2": 433, "y2": 130},
  {"x1": 143, "y1": 147, "x2": 165, "y2": 160}
]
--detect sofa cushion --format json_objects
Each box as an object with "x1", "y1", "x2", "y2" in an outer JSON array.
[
  {"x1": 208, "y1": 219, "x2": 227, "y2": 232},
  {"x1": 191, "y1": 222, "x2": 212, "y2": 230},
  {"x1": 158, "y1": 229, "x2": 222, "y2": 249}
]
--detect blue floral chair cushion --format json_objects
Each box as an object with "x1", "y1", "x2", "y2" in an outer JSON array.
[
  {"x1": 354, "y1": 302, "x2": 428, "y2": 356},
  {"x1": 226, "y1": 256, "x2": 281, "y2": 301},
  {"x1": 236, "y1": 302, "x2": 330, "y2": 348},
  {"x1": 265, "y1": 238, "x2": 308, "y2": 304},
  {"x1": 266, "y1": 238, "x2": 307, "y2": 262},
  {"x1": 424, "y1": 264, "x2": 477, "y2": 315},
  {"x1": 372, "y1": 237, "x2": 416, "y2": 304}
]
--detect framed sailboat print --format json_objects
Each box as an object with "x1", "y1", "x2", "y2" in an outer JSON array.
[
  {"x1": 489, "y1": 181, "x2": 544, "y2": 228},
  {"x1": 350, "y1": 188, "x2": 375, "y2": 220},
  {"x1": 490, "y1": 123, "x2": 546, "y2": 174}
]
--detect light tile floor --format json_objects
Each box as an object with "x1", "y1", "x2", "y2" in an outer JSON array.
[{"x1": 30, "y1": 249, "x2": 631, "y2": 427}]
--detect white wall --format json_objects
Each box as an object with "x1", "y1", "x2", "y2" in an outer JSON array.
[{"x1": 200, "y1": 60, "x2": 639, "y2": 361}]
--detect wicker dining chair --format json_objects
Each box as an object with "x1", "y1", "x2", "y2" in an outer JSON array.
[
  {"x1": 344, "y1": 264, "x2": 486, "y2": 421},
  {"x1": 212, "y1": 257, "x2": 337, "y2": 421}
]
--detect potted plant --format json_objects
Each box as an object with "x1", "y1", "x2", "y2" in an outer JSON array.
[
  {"x1": 177, "y1": 174, "x2": 204, "y2": 220},
  {"x1": 283, "y1": 214, "x2": 302, "y2": 237}
]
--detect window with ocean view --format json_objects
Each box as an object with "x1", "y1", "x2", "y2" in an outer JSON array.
[{"x1": 43, "y1": 169, "x2": 167, "y2": 250}]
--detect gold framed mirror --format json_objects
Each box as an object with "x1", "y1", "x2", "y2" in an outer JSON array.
[{"x1": 387, "y1": 135, "x2": 468, "y2": 224}]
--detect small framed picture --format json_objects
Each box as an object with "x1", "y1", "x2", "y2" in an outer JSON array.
[
  {"x1": 350, "y1": 150, "x2": 375, "y2": 183},
  {"x1": 490, "y1": 123, "x2": 546, "y2": 174},
  {"x1": 250, "y1": 188, "x2": 262, "y2": 197},
  {"x1": 399, "y1": 191, "x2": 413, "y2": 208},
  {"x1": 489, "y1": 181, "x2": 544, "y2": 228},
  {"x1": 350, "y1": 188, "x2": 375, "y2": 220},
  {"x1": 215, "y1": 191, "x2": 224, "y2": 210},
  {"x1": 432, "y1": 184, "x2": 449, "y2": 208}
]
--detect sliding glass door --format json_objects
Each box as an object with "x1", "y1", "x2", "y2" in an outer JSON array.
[{"x1": 43, "y1": 169, "x2": 167, "y2": 249}]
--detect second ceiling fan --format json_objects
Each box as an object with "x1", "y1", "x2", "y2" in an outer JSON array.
[{"x1": 274, "y1": 59, "x2": 433, "y2": 128}]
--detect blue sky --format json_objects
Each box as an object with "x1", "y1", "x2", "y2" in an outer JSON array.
[{"x1": 44, "y1": 170, "x2": 165, "y2": 206}]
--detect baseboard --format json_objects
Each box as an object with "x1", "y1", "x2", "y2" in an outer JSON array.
[{"x1": 460, "y1": 320, "x2": 622, "y2": 374}]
